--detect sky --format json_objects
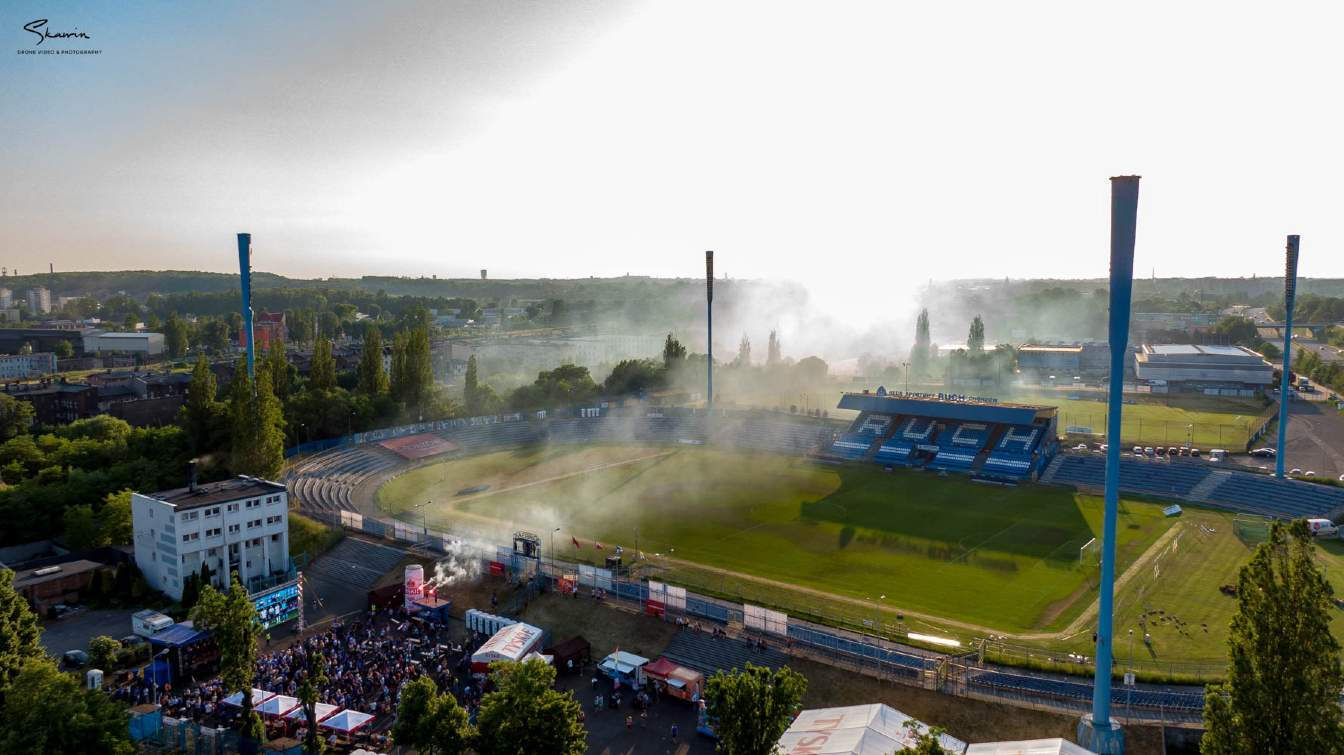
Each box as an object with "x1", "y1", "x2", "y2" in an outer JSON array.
[{"x1": 3, "y1": 1, "x2": 1344, "y2": 291}]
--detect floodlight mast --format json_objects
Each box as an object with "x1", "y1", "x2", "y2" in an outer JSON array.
[
  {"x1": 706, "y1": 251, "x2": 714, "y2": 410},
  {"x1": 1082, "y1": 175, "x2": 1140, "y2": 755},
  {"x1": 1275, "y1": 236, "x2": 1299, "y2": 479},
  {"x1": 238, "y1": 233, "x2": 255, "y2": 379}
]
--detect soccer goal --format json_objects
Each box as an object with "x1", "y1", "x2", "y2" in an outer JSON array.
[
  {"x1": 1079, "y1": 537, "x2": 1100, "y2": 568},
  {"x1": 1233, "y1": 514, "x2": 1273, "y2": 545}
]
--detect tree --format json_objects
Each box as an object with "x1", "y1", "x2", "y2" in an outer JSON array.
[
  {"x1": 0, "y1": 568, "x2": 42, "y2": 706},
  {"x1": 766, "y1": 330, "x2": 782, "y2": 367},
  {"x1": 164, "y1": 313, "x2": 189, "y2": 359},
  {"x1": 297, "y1": 651, "x2": 330, "y2": 755},
  {"x1": 602, "y1": 359, "x2": 665, "y2": 397},
  {"x1": 0, "y1": 657, "x2": 133, "y2": 755},
  {"x1": 98, "y1": 489, "x2": 133, "y2": 546},
  {"x1": 392, "y1": 675, "x2": 473, "y2": 755},
  {"x1": 229, "y1": 365, "x2": 286, "y2": 480},
  {"x1": 508, "y1": 364, "x2": 598, "y2": 410},
  {"x1": 463, "y1": 354, "x2": 480, "y2": 412},
  {"x1": 309, "y1": 337, "x2": 337, "y2": 392},
  {"x1": 180, "y1": 352, "x2": 223, "y2": 454},
  {"x1": 967, "y1": 315, "x2": 985, "y2": 353},
  {"x1": 201, "y1": 319, "x2": 231, "y2": 353},
  {"x1": 390, "y1": 326, "x2": 434, "y2": 410},
  {"x1": 911, "y1": 308, "x2": 931, "y2": 377},
  {"x1": 63, "y1": 504, "x2": 106, "y2": 550},
  {"x1": 192, "y1": 577, "x2": 264, "y2": 749},
  {"x1": 704, "y1": 663, "x2": 807, "y2": 755},
  {"x1": 357, "y1": 325, "x2": 388, "y2": 396},
  {"x1": 1202, "y1": 520, "x2": 1344, "y2": 754},
  {"x1": 794, "y1": 356, "x2": 829, "y2": 385},
  {"x1": 89, "y1": 635, "x2": 122, "y2": 670},
  {"x1": 264, "y1": 343, "x2": 292, "y2": 402},
  {"x1": 53, "y1": 339, "x2": 74, "y2": 359},
  {"x1": 662, "y1": 333, "x2": 687, "y2": 370},
  {"x1": 474, "y1": 659, "x2": 585, "y2": 755},
  {"x1": 0, "y1": 394, "x2": 34, "y2": 441},
  {"x1": 735, "y1": 333, "x2": 752, "y2": 367},
  {"x1": 902, "y1": 721, "x2": 953, "y2": 754}
]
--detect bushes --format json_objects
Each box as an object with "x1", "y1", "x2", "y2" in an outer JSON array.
[{"x1": 288, "y1": 512, "x2": 344, "y2": 561}]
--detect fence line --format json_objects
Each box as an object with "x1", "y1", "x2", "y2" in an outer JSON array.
[{"x1": 301, "y1": 507, "x2": 1206, "y2": 725}]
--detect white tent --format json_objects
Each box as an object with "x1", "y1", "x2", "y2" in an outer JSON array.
[
  {"x1": 776, "y1": 704, "x2": 968, "y2": 754},
  {"x1": 222, "y1": 688, "x2": 275, "y2": 709},
  {"x1": 285, "y1": 702, "x2": 341, "y2": 722},
  {"x1": 470, "y1": 622, "x2": 544, "y2": 672},
  {"x1": 256, "y1": 694, "x2": 300, "y2": 718},
  {"x1": 966, "y1": 739, "x2": 1096, "y2": 755},
  {"x1": 320, "y1": 709, "x2": 375, "y2": 733}
]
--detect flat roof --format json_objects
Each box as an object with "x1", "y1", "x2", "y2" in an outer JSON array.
[
  {"x1": 1019, "y1": 345, "x2": 1084, "y2": 353},
  {"x1": 1144, "y1": 344, "x2": 1262, "y2": 358},
  {"x1": 97, "y1": 332, "x2": 160, "y2": 339},
  {"x1": 11, "y1": 559, "x2": 105, "y2": 591},
  {"x1": 141, "y1": 476, "x2": 285, "y2": 510}
]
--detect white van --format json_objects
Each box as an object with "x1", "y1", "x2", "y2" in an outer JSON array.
[
  {"x1": 1307, "y1": 519, "x2": 1339, "y2": 538},
  {"x1": 1209, "y1": 449, "x2": 1227, "y2": 462},
  {"x1": 131, "y1": 609, "x2": 173, "y2": 639}
]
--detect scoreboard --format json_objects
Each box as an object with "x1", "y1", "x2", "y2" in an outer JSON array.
[{"x1": 252, "y1": 578, "x2": 301, "y2": 631}]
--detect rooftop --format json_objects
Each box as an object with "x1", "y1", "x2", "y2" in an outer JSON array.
[
  {"x1": 11, "y1": 559, "x2": 105, "y2": 591},
  {"x1": 1144, "y1": 344, "x2": 1261, "y2": 358},
  {"x1": 97, "y1": 331, "x2": 162, "y2": 339},
  {"x1": 141, "y1": 476, "x2": 286, "y2": 510}
]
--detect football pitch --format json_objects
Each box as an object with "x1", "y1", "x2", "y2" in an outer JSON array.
[{"x1": 378, "y1": 444, "x2": 1174, "y2": 634}]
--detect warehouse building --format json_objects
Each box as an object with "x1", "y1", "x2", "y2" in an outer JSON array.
[
  {"x1": 1133, "y1": 344, "x2": 1273, "y2": 395},
  {"x1": 1017, "y1": 342, "x2": 1111, "y2": 381},
  {"x1": 84, "y1": 331, "x2": 166, "y2": 356}
]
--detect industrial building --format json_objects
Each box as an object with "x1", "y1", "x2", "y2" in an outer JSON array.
[
  {"x1": 1016, "y1": 343, "x2": 1111, "y2": 380},
  {"x1": 132, "y1": 475, "x2": 290, "y2": 600},
  {"x1": 1, "y1": 381, "x2": 99, "y2": 424},
  {"x1": 0, "y1": 352, "x2": 58, "y2": 380},
  {"x1": 26, "y1": 287, "x2": 51, "y2": 315},
  {"x1": 84, "y1": 331, "x2": 166, "y2": 356},
  {"x1": 1133, "y1": 344, "x2": 1273, "y2": 394},
  {"x1": 0, "y1": 328, "x2": 89, "y2": 356}
]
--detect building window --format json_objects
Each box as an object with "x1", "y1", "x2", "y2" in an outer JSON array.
[
  {"x1": 205, "y1": 528, "x2": 221, "y2": 538},
  {"x1": 271, "y1": 534, "x2": 280, "y2": 542},
  {"x1": 205, "y1": 507, "x2": 220, "y2": 517},
  {"x1": 181, "y1": 532, "x2": 199, "y2": 543},
  {"x1": 228, "y1": 524, "x2": 240, "y2": 534},
  {"x1": 266, "y1": 516, "x2": 281, "y2": 525}
]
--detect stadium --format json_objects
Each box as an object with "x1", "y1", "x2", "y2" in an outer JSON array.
[{"x1": 284, "y1": 390, "x2": 1344, "y2": 679}]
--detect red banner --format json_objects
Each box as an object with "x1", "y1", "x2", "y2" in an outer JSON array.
[{"x1": 489, "y1": 561, "x2": 505, "y2": 576}]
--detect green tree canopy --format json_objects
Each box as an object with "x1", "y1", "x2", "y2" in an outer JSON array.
[
  {"x1": 0, "y1": 394, "x2": 35, "y2": 442},
  {"x1": 1202, "y1": 520, "x2": 1344, "y2": 754},
  {"x1": 704, "y1": 663, "x2": 808, "y2": 755},
  {"x1": 98, "y1": 489, "x2": 133, "y2": 546},
  {"x1": 297, "y1": 651, "x2": 330, "y2": 755},
  {"x1": 180, "y1": 352, "x2": 222, "y2": 454},
  {"x1": 662, "y1": 333, "x2": 687, "y2": 370},
  {"x1": 192, "y1": 577, "x2": 264, "y2": 746},
  {"x1": 164, "y1": 313, "x2": 190, "y2": 358},
  {"x1": 356, "y1": 324, "x2": 389, "y2": 396},
  {"x1": 309, "y1": 337, "x2": 337, "y2": 392},
  {"x1": 0, "y1": 568, "x2": 43, "y2": 706},
  {"x1": 63, "y1": 504, "x2": 105, "y2": 550},
  {"x1": 967, "y1": 315, "x2": 985, "y2": 353},
  {"x1": 0, "y1": 657, "x2": 133, "y2": 755},
  {"x1": 392, "y1": 675, "x2": 473, "y2": 755},
  {"x1": 474, "y1": 659, "x2": 585, "y2": 755}
]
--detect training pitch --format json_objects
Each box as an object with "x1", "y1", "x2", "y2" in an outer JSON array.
[{"x1": 378, "y1": 444, "x2": 1175, "y2": 635}]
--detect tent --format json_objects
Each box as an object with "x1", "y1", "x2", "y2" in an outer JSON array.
[
  {"x1": 598, "y1": 650, "x2": 649, "y2": 687},
  {"x1": 776, "y1": 704, "x2": 968, "y2": 754},
  {"x1": 965, "y1": 739, "x2": 1096, "y2": 755},
  {"x1": 284, "y1": 702, "x2": 341, "y2": 723},
  {"x1": 470, "y1": 622, "x2": 544, "y2": 673},
  {"x1": 320, "y1": 709, "x2": 375, "y2": 733},
  {"x1": 256, "y1": 694, "x2": 301, "y2": 718},
  {"x1": 223, "y1": 688, "x2": 276, "y2": 709},
  {"x1": 522, "y1": 651, "x2": 553, "y2": 665},
  {"x1": 643, "y1": 657, "x2": 704, "y2": 702}
]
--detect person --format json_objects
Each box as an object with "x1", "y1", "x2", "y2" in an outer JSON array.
[
  {"x1": 671, "y1": 723, "x2": 679, "y2": 742},
  {"x1": 626, "y1": 714, "x2": 633, "y2": 731}
]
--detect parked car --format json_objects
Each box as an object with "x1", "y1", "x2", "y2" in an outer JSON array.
[
  {"x1": 1073, "y1": 444, "x2": 1089, "y2": 451},
  {"x1": 1249, "y1": 448, "x2": 1277, "y2": 458},
  {"x1": 1144, "y1": 447, "x2": 1154, "y2": 456},
  {"x1": 119, "y1": 635, "x2": 147, "y2": 650},
  {"x1": 1306, "y1": 471, "x2": 1316, "y2": 477},
  {"x1": 61, "y1": 650, "x2": 89, "y2": 670},
  {"x1": 1191, "y1": 448, "x2": 1202, "y2": 457},
  {"x1": 1155, "y1": 447, "x2": 1166, "y2": 456},
  {"x1": 1291, "y1": 467, "x2": 1303, "y2": 475}
]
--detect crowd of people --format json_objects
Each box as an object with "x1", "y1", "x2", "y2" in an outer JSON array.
[{"x1": 109, "y1": 603, "x2": 508, "y2": 748}]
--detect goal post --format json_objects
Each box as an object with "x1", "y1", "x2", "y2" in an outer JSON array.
[
  {"x1": 1233, "y1": 515, "x2": 1272, "y2": 545},
  {"x1": 1079, "y1": 537, "x2": 1100, "y2": 568}
]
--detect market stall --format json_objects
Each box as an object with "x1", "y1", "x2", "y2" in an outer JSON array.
[
  {"x1": 597, "y1": 650, "x2": 649, "y2": 687},
  {"x1": 257, "y1": 694, "x2": 301, "y2": 718},
  {"x1": 284, "y1": 702, "x2": 341, "y2": 724},
  {"x1": 223, "y1": 688, "x2": 276, "y2": 709},
  {"x1": 545, "y1": 636, "x2": 591, "y2": 675},
  {"x1": 642, "y1": 657, "x2": 703, "y2": 702}
]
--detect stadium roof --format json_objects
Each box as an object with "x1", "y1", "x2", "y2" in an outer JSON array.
[{"x1": 838, "y1": 392, "x2": 1054, "y2": 425}]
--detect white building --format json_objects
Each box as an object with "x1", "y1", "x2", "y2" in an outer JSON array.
[
  {"x1": 132, "y1": 476, "x2": 290, "y2": 600},
  {"x1": 84, "y1": 330, "x2": 166, "y2": 356},
  {"x1": 0, "y1": 352, "x2": 57, "y2": 380},
  {"x1": 1134, "y1": 344, "x2": 1273, "y2": 394},
  {"x1": 26, "y1": 287, "x2": 51, "y2": 315},
  {"x1": 0, "y1": 288, "x2": 11, "y2": 309}
]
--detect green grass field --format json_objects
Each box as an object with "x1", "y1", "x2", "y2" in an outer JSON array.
[
  {"x1": 1014, "y1": 391, "x2": 1271, "y2": 449},
  {"x1": 378, "y1": 444, "x2": 1174, "y2": 634}
]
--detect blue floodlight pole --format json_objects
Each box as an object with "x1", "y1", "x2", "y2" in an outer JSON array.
[
  {"x1": 706, "y1": 251, "x2": 714, "y2": 409},
  {"x1": 1275, "y1": 236, "x2": 1300, "y2": 478},
  {"x1": 237, "y1": 233, "x2": 255, "y2": 379},
  {"x1": 1083, "y1": 176, "x2": 1140, "y2": 755}
]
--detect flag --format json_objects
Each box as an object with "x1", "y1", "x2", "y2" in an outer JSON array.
[
  {"x1": 572, "y1": 536, "x2": 580, "y2": 549},
  {"x1": 595, "y1": 541, "x2": 604, "y2": 550}
]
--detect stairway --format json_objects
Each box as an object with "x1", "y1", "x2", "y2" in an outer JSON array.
[
  {"x1": 1036, "y1": 454, "x2": 1067, "y2": 485},
  {"x1": 863, "y1": 415, "x2": 904, "y2": 460},
  {"x1": 303, "y1": 537, "x2": 406, "y2": 592},
  {"x1": 1188, "y1": 469, "x2": 1232, "y2": 504}
]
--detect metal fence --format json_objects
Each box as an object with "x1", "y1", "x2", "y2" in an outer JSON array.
[{"x1": 302, "y1": 506, "x2": 1207, "y2": 725}]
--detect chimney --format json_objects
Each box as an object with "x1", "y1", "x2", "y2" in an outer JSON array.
[{"x1": 188, "y1": 459, "x2": 199, "y2": 493}]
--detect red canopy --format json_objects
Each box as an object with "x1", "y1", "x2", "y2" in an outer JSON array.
[{"x1": 643, "y1": 657, "x2": 681, "y2": 680}]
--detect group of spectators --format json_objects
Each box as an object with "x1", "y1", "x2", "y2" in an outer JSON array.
[{"x1": 109, "y1": 604, "x2": 508, "y2": 749}]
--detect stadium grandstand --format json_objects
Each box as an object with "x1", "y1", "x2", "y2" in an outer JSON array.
[
  {"x1": 1043, "y1": 453, "x2": 1344, "y2": 520},
  {"x1": 831, "y1": 389, "x2": 1059, "y2": 481}
]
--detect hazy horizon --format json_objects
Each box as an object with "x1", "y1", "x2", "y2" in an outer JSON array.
[{"x1": 6, "y1": 0, "x2": 1344, "y2": 314}]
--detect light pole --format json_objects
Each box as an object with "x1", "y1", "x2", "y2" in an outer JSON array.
[
  {"x1": 551, "y1": 527, "x2": 560, "y2": 581},
  {"x1": 901, "y1": 362, "x2": 910, "y2": 394}
]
